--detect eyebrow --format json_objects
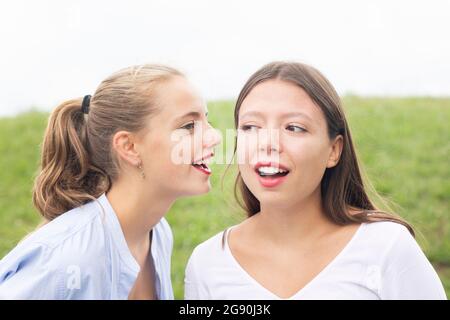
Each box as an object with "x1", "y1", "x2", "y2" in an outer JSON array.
[
  {"x1": 281, "y1": 111, "x2": 314, "y2": 122},
  {"x1": 239, "y1": 111, "x2": 264, "y2": 120},
  {"x1": 240, "y1": 110, "x2": 313, "y2": 122},
  {"x1": 175, "y1": 111, "x2": 208, "y2": 122}
]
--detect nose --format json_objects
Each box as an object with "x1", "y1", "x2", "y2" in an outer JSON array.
[
  {"x1": 258, "y1": 128, "x2": 281, "y2": 155},
  {"x1": 202, "y1": 124, "x2": 222, "y2": 149}
]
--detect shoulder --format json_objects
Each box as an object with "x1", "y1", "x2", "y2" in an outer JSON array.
[
  {"x1": 184, "y1": 229, "x2": 229, "y2": 299},
  {"x1": 18, "y1": 200, "x2": 102, "y2": 248},
  {"x1": 358, "y1": 220, "x2": 413, "y2": 249},
  {"x1": 363, "y1": 221, "x2": 426, "y2": 265},
  {"x1": 186, "y1": 229, "x2": 230, "y2": 273},
  {"x1": 361, "y1": 222, "x2": 447, "y2": 299},
  {"x1": 0, "y1": 200, "x2": 114, "y2": 298},
  {"x1": 184, "y1": 228, "x2": 230, "y2": 296},
  {"x1": 358, "y1": 221, "x2": 437, "y2": 275},
  {"x1": 344, "y1": 220, "x2": 420, "y2": 270},
  {"x1": 192, "y1": 229, "x2": 228, "y2": 259},
  {"x1": 0, "y1": 200, "x2": 108, "y2": 280},
  {"x1": 0, "y1": 241, "x2": 50, "y2": 282}
]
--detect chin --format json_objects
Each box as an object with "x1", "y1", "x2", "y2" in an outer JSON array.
[
  {"x1": 252, "y1": 189, "x2": 290, "y2": 204},
  {"x1": 180, "y1": 181, "x2": 212, "y2": 197},
  {"x1": 196, "y1": 182, "x2": 212, "y2": 195}
]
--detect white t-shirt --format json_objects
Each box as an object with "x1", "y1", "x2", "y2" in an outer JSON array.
[{"x1": 184, "y1": 221, "x2": 446, "y2": 300}]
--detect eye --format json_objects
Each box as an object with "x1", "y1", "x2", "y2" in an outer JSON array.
[
  {"x1": 239, "y1": 124, "x2": 260, "y2": 131},
  {"x1": 181, "y1": 121, "x2": 195, "y2": 132},
  {"x1": 286, "y1": 125, "x2": 306, "y2": 133}
]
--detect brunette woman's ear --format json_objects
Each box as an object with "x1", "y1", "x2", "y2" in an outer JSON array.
[
  {"x1": 326, "y1": 135, "x2": 344, "y2": 168},
  {"x1": 111, "y1": 130, "x2": 141, "y2": 167}
]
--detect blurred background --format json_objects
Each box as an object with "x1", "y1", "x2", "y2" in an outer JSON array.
[{"x1": 0, "y1": 0, "x2": 449, "y2": 298}]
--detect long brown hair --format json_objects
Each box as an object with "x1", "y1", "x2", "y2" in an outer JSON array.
[
  {"x1": 32, "y1": 64, "x2": 182, "y2": 220},
  {"x1": 232, "y1": 61, "x2": 414, "y2": 236}
]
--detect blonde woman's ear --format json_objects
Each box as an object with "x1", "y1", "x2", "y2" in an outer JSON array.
[
  {"x1": 327, "y1": 135, "x2": 344, "y2": 168},
  {"x1": 112, "y1": 130, "x2": 141, "y2": 167}
]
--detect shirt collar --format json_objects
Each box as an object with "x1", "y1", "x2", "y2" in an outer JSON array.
[{"x1": 95, "y1": 193, "x2": 140, "y2": 275}]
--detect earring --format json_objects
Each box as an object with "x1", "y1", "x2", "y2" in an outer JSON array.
[{"x1": 137, "y1": 161, "x2": 146, "y2": 179}]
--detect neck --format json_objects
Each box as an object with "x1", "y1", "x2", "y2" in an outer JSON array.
[
  {"x1": 106, "y1": 176, "x2": 175, "y2": 259},
  {"x1": 255, "y1": 187, "x2": 337, "y2": 245}
]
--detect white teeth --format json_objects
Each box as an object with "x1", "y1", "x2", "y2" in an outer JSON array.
[
  {"x1": 193, "y1": 157, "x2": 211, "y2": 166},
  {"x1": 257, "y1": 166, "x2": 287, "y2": 175}
]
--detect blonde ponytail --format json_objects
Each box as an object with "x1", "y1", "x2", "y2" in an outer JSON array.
[
  {"x1": 32, "y1": 99, "x2": 110, "y2": 220},
  {"x1": 32, "y1": 64, "x2": 182, "y2": 220}
]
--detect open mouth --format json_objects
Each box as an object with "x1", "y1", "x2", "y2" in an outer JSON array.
[
  {"x1": 191, "y1": 158, "x2": 212, "y2": 175},
  {"x1": 254, "y1": 162, "x2": 290, "y2": 188},
  {"x1": 255, "y1": 166, "x2": 290, "y2": 178}
]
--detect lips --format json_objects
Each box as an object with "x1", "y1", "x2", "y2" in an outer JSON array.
[
  {"x1": 191, "y1": 153, "x2": 214, "y2": 175},
  {"x1": 254, "y1": 161, "x2": 290, "y2": 188}
]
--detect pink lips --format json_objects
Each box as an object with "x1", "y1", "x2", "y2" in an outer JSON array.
[
  {"x1": 191, "y1": 153, "x2": 214, "y2": 176},
  {"x1": 258, "y1": 175, "x2": 287, "y2": 188},
  {"x1": 192, "y1": 165, "x2": 211, "y2": 175},
  {"x1": 254, "y1": 162, "x2": 289, "y2": 188}
]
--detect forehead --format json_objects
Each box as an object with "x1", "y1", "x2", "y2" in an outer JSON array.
[
  {"x1": 239, "y1": 79, "x2": 323, "y2": 123},
  {"x1": 155, "y1": 76, "x2": 207, "y2": 119}
]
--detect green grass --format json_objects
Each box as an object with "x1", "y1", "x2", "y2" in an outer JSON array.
[{"x1": 0, "y1": 98, "x2": 449, "y2": 299}]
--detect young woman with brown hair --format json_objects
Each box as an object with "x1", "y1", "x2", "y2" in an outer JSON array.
[{"x1": 184, "y1": 62, "x2": 446, "y2": 300}]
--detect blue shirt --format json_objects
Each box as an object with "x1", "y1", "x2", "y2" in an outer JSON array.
[{"x1": 0, "y1": 193, "x2": 174, "y2": 299}]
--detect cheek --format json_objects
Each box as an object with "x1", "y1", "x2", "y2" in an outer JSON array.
[
  {"x1": 238, "y1": 163, "x2": 253, "y2": 180},
  {"x1": 142, "y1": 138, "x2": 184, "y2": 177},
  {"x1": 236, "y1": 133, "x2": 257, "y2": 164},
  {"x1": 236, "y1": 136, "x2": 259, "y2": 184},
  {"x1": 287, "y1": 138, "x2": 330, "y2": 178}
]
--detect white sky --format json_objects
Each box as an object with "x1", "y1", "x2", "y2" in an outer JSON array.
[{"x1": 1, "y1": 0, "x2": 449, "y2": 116}]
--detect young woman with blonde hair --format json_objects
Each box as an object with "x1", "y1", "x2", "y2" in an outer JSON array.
[{"x1": 0, "y1": 64, "x2": 221, "y2": 299}]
